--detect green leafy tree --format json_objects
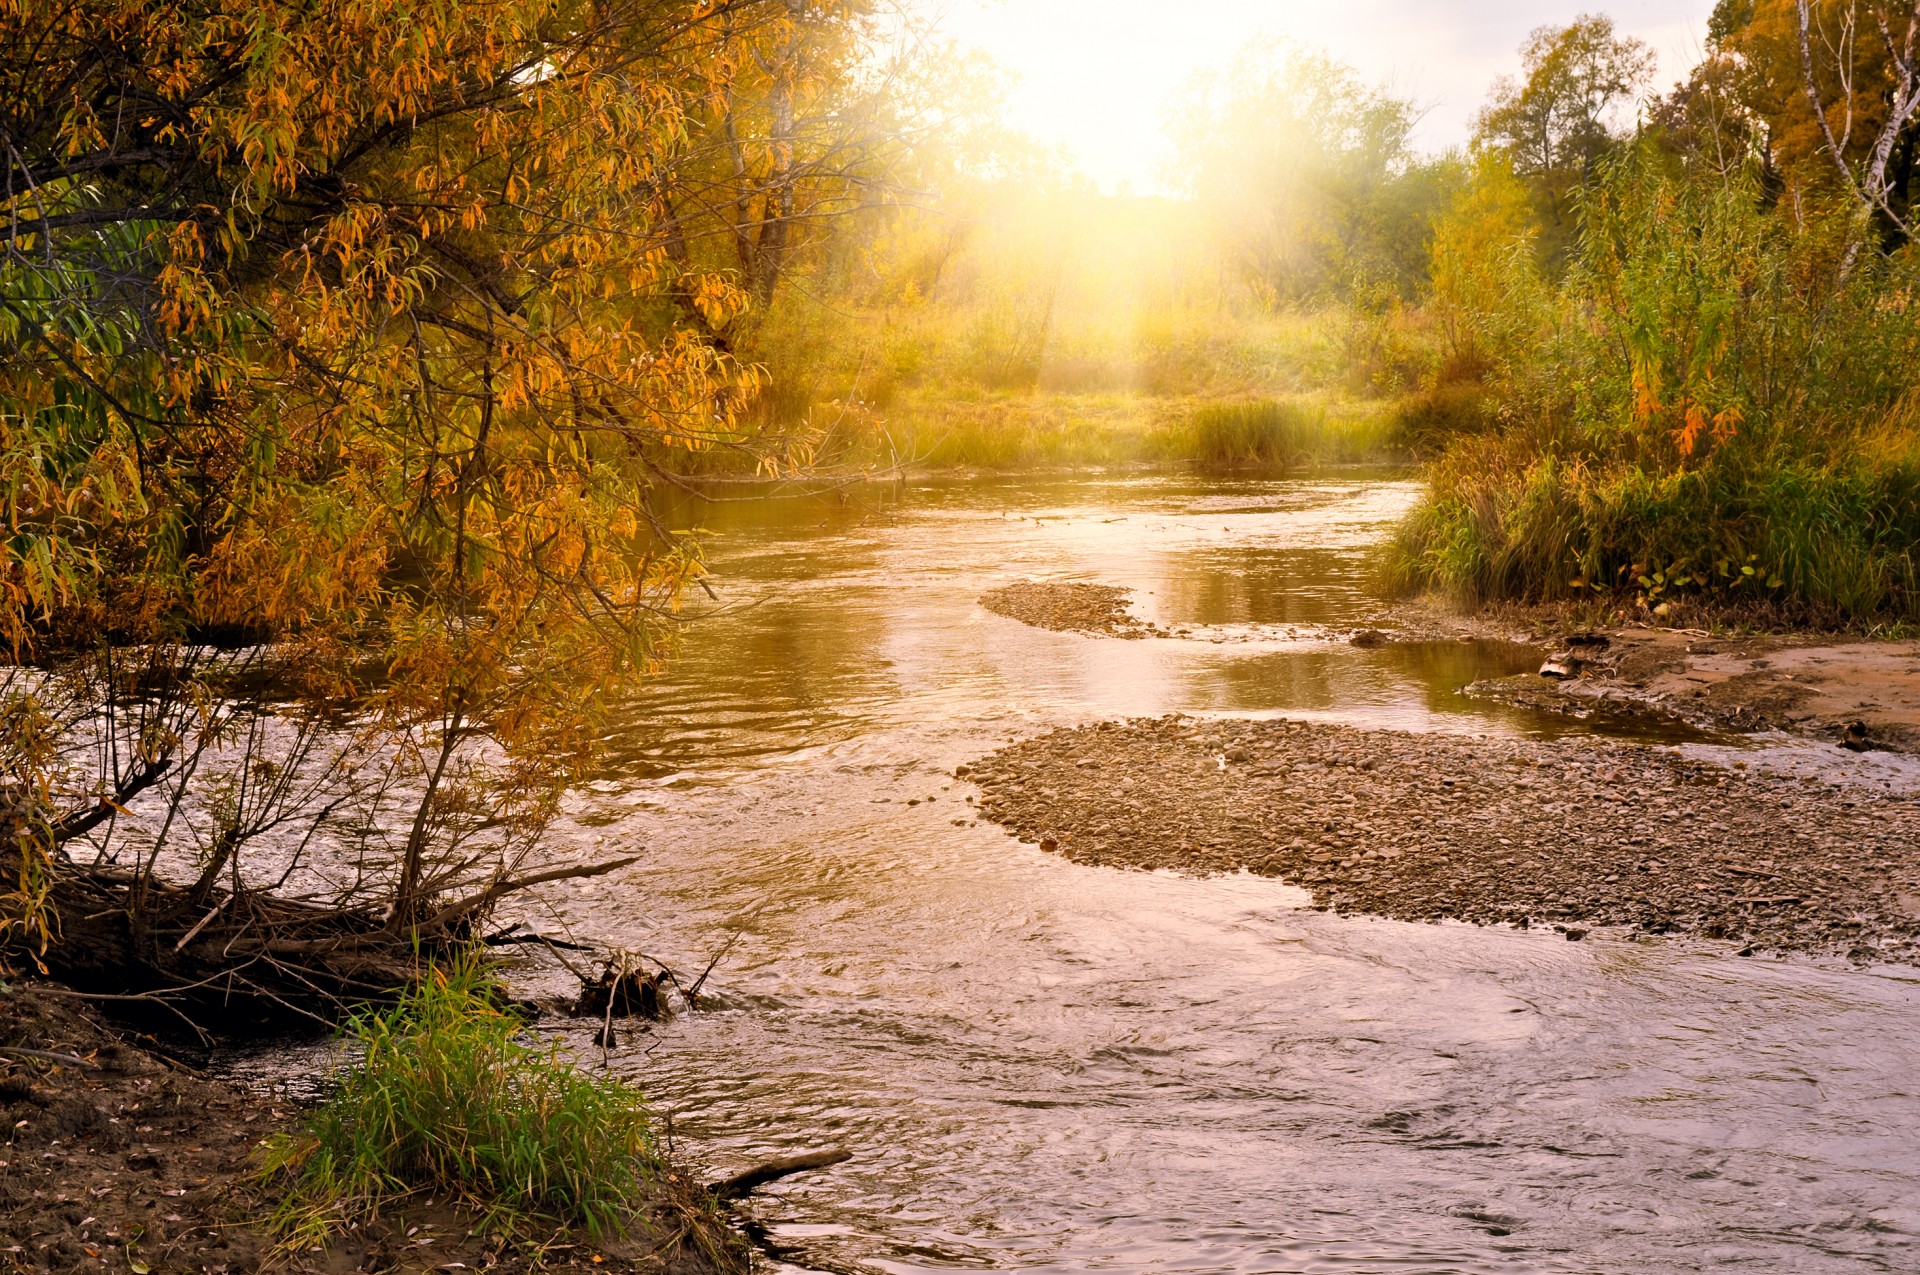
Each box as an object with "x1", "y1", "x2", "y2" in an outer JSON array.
[
  {"x1": 1474, "y1": 14, "x2": 1655, "y2": 249},
  {"x1": 1170, "y1": 41, "x2": 1442, "y2": 303}
]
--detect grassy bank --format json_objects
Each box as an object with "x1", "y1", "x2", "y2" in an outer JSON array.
[
  {"x1": 262, "y1": 960, "x2": 744, "y2": 1267},
  {"x1": 2, "y1": 971, "x2": 746, "y2": 1274},
  {"x1": 784, "y1": 392, "x2": 1407, "y2": 472},
  {"x1": 1382, "y1": 155, "x2": 1920, "y2": 627}
]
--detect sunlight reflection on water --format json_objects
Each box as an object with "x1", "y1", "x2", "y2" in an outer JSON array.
[{"x1": 234, "y1": 472, "x2": 1920, "y2": 1274}]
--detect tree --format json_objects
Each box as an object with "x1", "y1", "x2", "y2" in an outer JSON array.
[
  {"x1": 1474, "y1": 14, "x2": 1655, "y2": 241},
  {"x1": 1171, "y1": 42, "x2": 1439, "y2": 303},
  {"x1": 1709, "y1": 0, "x2": 1920, "y2": 243},
  {"x1": 1428, "y1": 151, "x2": 1543, "y2": 374},
  {"x1": 655, "y1": 0, "x2": 916, "y2": 350},
  {"x1": 0, "y1": 0, "x2": 806, "y2": 1012},
  {"x1": 1645, "y1": 48, "x2": 1779, "y2": 182}
]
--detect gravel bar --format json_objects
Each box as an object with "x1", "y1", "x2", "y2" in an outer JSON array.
[
  {"x1": 961, "y1": 716, "x2": 1920, "y2": 961},
  {"x1": 979, "y1": 580, "x2": 1164, "y2": 638}
]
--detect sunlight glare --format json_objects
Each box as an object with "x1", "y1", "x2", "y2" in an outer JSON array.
[{"x1": 935, "y1": 0, "x2": 1718, "y2": 190}]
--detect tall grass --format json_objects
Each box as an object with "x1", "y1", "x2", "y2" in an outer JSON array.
[
  {"x1": 708, "y1": 391, "x2": 1407, "y2": 473},
  {"x1": 1386, "y1": 150, "x2": 1920, "y2": 624},
  {"x1": 261, "y1": 958, "x2": 662, "y2": 1247},
  {"x1": 1154, "y1": 399, "x2": 1400, "y2": 467}
]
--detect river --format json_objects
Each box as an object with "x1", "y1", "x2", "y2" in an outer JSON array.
[{"x1": 277, "y1": 473, "x2": 1920, "y2": 1272}]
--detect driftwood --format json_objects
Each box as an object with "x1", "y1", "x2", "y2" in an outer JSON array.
[
  {"x1": 573, "y1": 959, "x2": 675, "y2": 1022},
  {"x1": 707, "y1": 1150, "x2": 852, "y2": 1200}
]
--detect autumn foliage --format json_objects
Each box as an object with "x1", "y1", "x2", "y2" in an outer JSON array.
[{"x1": 0, "y1": 0, "x2": 857, "y2": 978}]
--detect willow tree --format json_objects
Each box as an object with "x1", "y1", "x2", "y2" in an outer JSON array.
[{"x1": 0, "y1": 0, "x2": 797, "y2": 1014}]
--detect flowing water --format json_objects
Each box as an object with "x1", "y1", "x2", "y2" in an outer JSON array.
[{"x1": 272, "y1": 474, "x2": 1920, "y2": 1272}]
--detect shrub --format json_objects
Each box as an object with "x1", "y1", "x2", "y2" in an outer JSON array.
[
  {"x1": 1387, "y1": 148, "x2": 1920, "y2": 623},
  {"x1": 1158, "y1": 399, "x2": 1400, "y2": 468}
]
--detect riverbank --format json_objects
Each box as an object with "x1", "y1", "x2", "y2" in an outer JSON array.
[
  {"x1": 1457, "y1": 624, "x2": 1920, "y2": 753},
  {"x1": 961, "y1": 716, "x2": 1920, "y2": 962},
  {"x1": 0, "y1": 988, "x2": 747, "y2": 1275}
]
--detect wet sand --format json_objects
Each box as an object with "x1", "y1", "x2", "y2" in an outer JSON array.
[{"x1": 1462, "y1": 627, "x2": 1920, "y2": 753}]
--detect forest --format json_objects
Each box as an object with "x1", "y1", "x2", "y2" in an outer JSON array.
[{"x1": 6, "y1": 1, "x2": 1920, "y2": 1271}]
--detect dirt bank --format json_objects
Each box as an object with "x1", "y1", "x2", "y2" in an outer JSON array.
[
  {"x1": 961, "y1": 716, "x2": 1920, "y2": 962},
  {"x1": 0, "y1": 989, "x2": 745, "y2": 1275},
  {"x1": 1459, "y1": 627, "x2": 1920, "y2": 753}
]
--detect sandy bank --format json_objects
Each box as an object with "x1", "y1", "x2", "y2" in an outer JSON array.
[{"x1": 1460, "y1": 627, "x2": 1920, "y2": 753}]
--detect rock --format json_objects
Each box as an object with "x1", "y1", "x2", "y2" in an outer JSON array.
[
  {"x1": 1350, "y1": 629, "x2": 1391, "y2": 648},
  {"x1": 1540, "y1": 654, "x2": 1582, "y2": 679}
]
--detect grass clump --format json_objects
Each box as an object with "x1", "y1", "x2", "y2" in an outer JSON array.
[
  {"x1": 261, "y1": 958, "x2": 662, "y2": 1248},
  {"x1": 1151, "y1": 398, "x2": 1400, "y2": 467}
]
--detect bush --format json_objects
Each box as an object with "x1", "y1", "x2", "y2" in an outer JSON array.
[
  {"x1": 261, "y1": 958, "x2": 661, "y2": 1246},
  {"x1": 1393, "y1": 381, "x2": 1492, "y2": 456},
  {"x1": 1386, "y1": 149, "x2": 1920, "y2": 623}
]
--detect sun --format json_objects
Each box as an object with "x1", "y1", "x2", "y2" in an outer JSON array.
[{"x1": 931, "y1": 0, "x2": 1715, "y2": 191}]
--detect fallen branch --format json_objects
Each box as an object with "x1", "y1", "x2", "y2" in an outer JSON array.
[
  {"x1": 0, "y1": 1046, "x2": 99, "y2": 1069},
  {"x1": 416, "y1": 855, "x2": 643, "y2": 935},
  {"x1": 707, "y1": 1149, "x2": 852, "y2": 1200},
  {"x1": 482, "y1": 922, "x2": 594, "y2": 952}
]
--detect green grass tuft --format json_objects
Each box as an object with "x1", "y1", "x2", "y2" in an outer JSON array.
[
  {"x1": 260, "y1": 957, "x2": 661, "y2": 1248},
  {"x1": 1152, "y1": 399, "x2": 1400, "y2": 467}
]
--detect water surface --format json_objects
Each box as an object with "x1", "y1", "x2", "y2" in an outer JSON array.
[{"x1": 436, "y1": 475, "x2": 1920, "y2": 1272}]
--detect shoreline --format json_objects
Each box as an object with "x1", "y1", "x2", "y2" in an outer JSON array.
[{"x1": 0, "y1": 988, "x2": 747, "y2": 1275}]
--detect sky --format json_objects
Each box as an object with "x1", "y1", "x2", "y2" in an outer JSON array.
[{"x1": 929, "y1": 1, "x2": 1721, "y2": 190}]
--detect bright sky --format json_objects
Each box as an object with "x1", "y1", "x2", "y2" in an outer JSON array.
[{"x1": 931, "y1": 1, "x2": 1719, "y2": 190}]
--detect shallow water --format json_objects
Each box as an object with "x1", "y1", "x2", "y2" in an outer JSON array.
[{"x1": 274, "y1": 474, "x2": 1920, "y2": 1272}]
